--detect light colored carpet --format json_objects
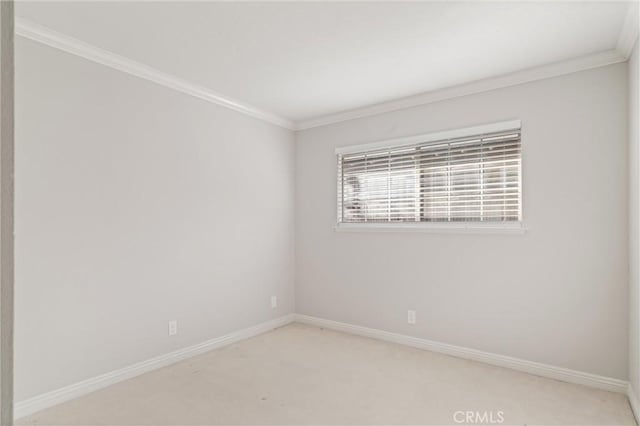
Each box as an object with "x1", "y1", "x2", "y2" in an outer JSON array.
[{"x1": 18, "y1": 323, "x2": 635, "y2": 425}]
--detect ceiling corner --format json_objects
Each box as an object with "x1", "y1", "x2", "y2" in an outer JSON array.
[
  {"x1": 616, "y1": 2, "x2": 639, "y2": 59},
  {"x1": 15, "y1": 18, "x2": 296, "y2": 131}
]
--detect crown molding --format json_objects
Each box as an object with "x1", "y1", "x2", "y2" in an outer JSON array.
[
  {"x1": 294, "y1": 49, "x2": 626, "y2": 131},
  {"x1": 617, "y1": 1, "x2": 639, "y2": 59},
  {"x1": 14, "y1": 314, "x2": 295, "y2": 419},
  {"x1": 14, "y1": 17, "x2": 633, "y2": 133},
  {"x1": 15, "y1": 18, "x2": 295, "y2": 130}
]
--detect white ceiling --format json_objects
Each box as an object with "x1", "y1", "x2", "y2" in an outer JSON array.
[{"x1": 16, "y1": 1, "x2": 635, "y2": 126}]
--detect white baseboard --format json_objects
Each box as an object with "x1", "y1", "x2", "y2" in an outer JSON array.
[
  {"x1": 294, "y1": 314, "x2": 629, "y2": 394},
  {"x1": 14, "y1": 313, "x2": 631, "y2": 420},
  {"x1": 628, "y1": 384, "x2": 640, "y2": 424},
  {"x1": 14, "y1": 314, "x2": 295, "y2": 419}
]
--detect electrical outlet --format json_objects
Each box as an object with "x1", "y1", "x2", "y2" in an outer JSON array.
[
  {"x1": 168, "y1": 320, "x2": 177, "y2": 336},
  {"x1": 407, "y1": 310, "x2": 416, "y2": 325},
  {"x1": 271, "y1": 296, "x2": 278, "y2": 308}
]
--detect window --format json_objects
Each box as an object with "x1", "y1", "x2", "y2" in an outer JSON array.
[{"x1": 336, "y1": 121, "x2": 522, "y2": 230}]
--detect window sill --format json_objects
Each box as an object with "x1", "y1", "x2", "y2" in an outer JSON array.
[{"x1": 334, "y1": 222, "x2": 527, "y2": 234}]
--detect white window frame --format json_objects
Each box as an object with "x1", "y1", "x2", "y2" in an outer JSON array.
[{"x1": 335, "y1": 120, "x2": 526, "y2": 234}]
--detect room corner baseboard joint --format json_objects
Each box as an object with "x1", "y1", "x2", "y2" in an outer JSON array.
[{"x1": 627, "y1": 384, "x2": 640, "y2": 424}]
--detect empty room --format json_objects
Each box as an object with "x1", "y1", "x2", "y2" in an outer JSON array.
[{"x1": 0, "y1": 0, "x2": 638, "y2": 424}]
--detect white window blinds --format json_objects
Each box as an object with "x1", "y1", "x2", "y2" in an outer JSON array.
[{"x1": 337, "y1": 125, "x2": 521, "y2": 225}]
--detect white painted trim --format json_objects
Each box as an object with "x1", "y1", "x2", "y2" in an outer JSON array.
[
  {"x1": 627, "y1": 384, "x2": 640, "y2": 424},
  {"x1": 14, "y1": 18, "x2": 295, "y2": 130},
  {"x1": 335, "y1": 222, "x2": 526, "y2": 234},
  {"x1": 617, "y1": 2, "x2": 639, "y2": 59},
  {"x1": 334, "y1": 119, "x2": 521, "y2": 155},
  {"x1": 295, "y1": 50, "x2": 626, "y2": 130},
  {"x1": 14, "y1": 17, "x2": 630, "y2": 133},
  {"x1": 294, "y1": 314, "x2": 629, "y2": 394},
  {"x1": 13, "y1": 314, "x2": 295, "y2": 420}
]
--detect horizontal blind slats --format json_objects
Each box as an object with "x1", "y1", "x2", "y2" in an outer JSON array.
[{"x1": 338, "y1": 129, "x2": 521, "y2": 224}]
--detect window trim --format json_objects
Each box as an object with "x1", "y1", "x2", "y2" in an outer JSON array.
[
  {"x1": 335, "y1": 120, "x2": 521, "y2": 155},
  {"x1": 334, "y1": 120, "x2": 525, "y2": 233},
  {"x1": 335, "y1": 222, "x2": 527, "y2": 234}
]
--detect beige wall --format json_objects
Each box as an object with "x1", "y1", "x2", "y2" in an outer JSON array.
[
  {"x1": 296, "y1": 63, "x2": 629, "y2": 380},
  {"x1": 0, "y1": 1, "x2": 14, "y2": 423},
  {"x1": 15, "y1": 38, "x2": 295, "y2": 401},
  {"x1": 629, "y1": 38, "x2": 639, "y2": 399}
]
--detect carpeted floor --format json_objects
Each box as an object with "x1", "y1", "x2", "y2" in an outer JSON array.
[{"x1": 17, "y1": 323, "x2": 636, "y2": 425}]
